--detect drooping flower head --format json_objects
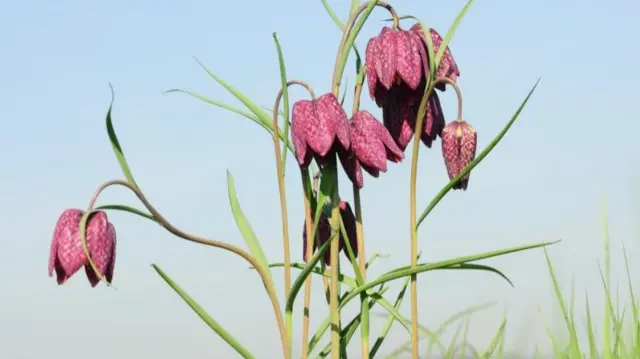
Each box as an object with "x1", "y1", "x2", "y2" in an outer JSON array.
[
  {"x1": 291, "y1": 93, "x2": 351, "y2": 168},
  {"x1": 48, "y1": 209, "x2": 117, "y2": 287},
  {"x1": 382, "y1": 87, "x2": 445, "y2": 151},
  {"x1": 340, "y1": 110, "x2": 404, "y2": 188},
  {"x1": 365, "y1": 26, "x2": 424, "y2": 107},
  {"x1": 441, "y1": 120, "x2": 477, "y2": 190},
  {"x1": 302, "y1": 201, "x2": 358, "y2": 265}
]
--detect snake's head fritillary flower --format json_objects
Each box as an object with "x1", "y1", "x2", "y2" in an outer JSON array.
[
  {"x1": 340, "y1": 110, "x2": 404, "y2": 188},
  {"x1": 441, "y1": 121, "x2": 477, "y2": 190},
  {"x1": 365, "y1": 27, "x2": 424, "y2": 107},
  {"x1": 291, "y1": 93, "x2": 351, "y2": 168},
  {"x1": 48, "y1": 209, "x2": 117, "y2": 287},
  {"x1": 410, "y1": 24, "x2": 460, "y2": 91},
  {"x1": 302, "y1": 201, "x2": 358, "y2": 265},
  {"x1": 382, "y1": 87, "x2": 445, "y2": 151}
]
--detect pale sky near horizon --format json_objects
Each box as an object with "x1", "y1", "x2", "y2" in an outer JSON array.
[{"x1": 2, "y1": 0, "x2": 640, "y2": 358}]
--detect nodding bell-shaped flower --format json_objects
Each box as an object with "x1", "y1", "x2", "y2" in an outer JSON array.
[
  {"x1": 339, "y1": 110, "x2": 404, "y2": 188},
  {"x1": 291, "y1": 93, "x2": 351, "y2": 168},
  {"x1": 441, "y1": 120, "x2": 477, "y2": 190},
  {"x1": 382, "y1": 87, "x2": 446, "y2": 151},
  {"x1": 365, "y1": 26, "x2": 424, "y2": 107},
  {"x1": 302, "y1": 201, "x2": 358, "y2": 266},
  {"x1": 48, "y1": 209, "x2": 117, "y2": 287},
  {"x1": 410, "y1": 24, "x2": 460, "y2": 91}
]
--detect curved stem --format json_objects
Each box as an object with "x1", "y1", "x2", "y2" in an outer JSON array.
[
  {"x1": 86, "y1": 179, "x2": 290, "y2": 359},
  {"x1": 433, "y1": 77, "x2": 463, "y2": 122},
  {"x1": 301, "y1": 169, "x2": 314, "y2": 359},
  {"x1": 351, "y1": 72, "x2": 366, "y2": 115},
  {"x1": 272, "y1": 79, "x2": 316, "y2": 305},
  {"x1": 330, "y1": 0, "x2": 398, "y2": 96}
]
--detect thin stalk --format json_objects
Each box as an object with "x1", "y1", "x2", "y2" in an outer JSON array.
[
  {"x1": 329, "y1": 163, "x2": 342, "y2": 359},
  {"x1": 330, "y1": 1, "x2": 398, "y2": 96},
  {"x1": 301, "y1": 169, "x2": 315, "y2": 359},
  {"x1": 272, "y1": 80, "x2": 316, "y2": 305},
  {"x1": 86, "y1": 179, "x2": 290, "y2": 359},
  {"x1": 408, "y1": 76, "x2": 462, "y2": 359},
  {"x1": 352, "y1": 78, "x2": 370, "y2": 359}
]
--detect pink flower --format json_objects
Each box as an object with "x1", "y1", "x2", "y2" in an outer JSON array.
[
  {"x1": 340, "y1": 110, "x2": 404, "y2": 188},
  {"x1": 365, "y1": 27, "x2": 424, "y2": 107},
  {"x1": 291, "y1": 93, "x2": 351, "y2": 168},
  {"x1": 48, "y1": 209, "x2": 116, "y2": 287},
  {"x1": 441, "y1": 121, "x2": 477, "y2": 190}
]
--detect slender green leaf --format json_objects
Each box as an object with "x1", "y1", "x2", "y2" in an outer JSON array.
[
  {"x1": 483, "y1": 316, "x2": 506, "y2": 358},
  {"x1": 543, "y1": 248, "x2": 581, "y2": 357},
  {"x1": 341, "y1": 240, "x2": 556, "y2": 309},
  {"x1": 166, "y1": 89, "x2": 295, "y2": 154},
  {"x1": 370, "y1": 269, "x2": 412, "y2": 358},
  {"x1": 586, "y1": 293, "x2": 598, "y2": 359},
  {"x1": 226, "y1": 171, "x2": 271, "y2": 280},
  {"x1": 285, "y1": 233, "x2": 334, "y2": 315},
  {"x1": 334, "y1": 0, "x2": 377, "y2": 90},
  {"x1": 417, "y1": 79, "x2": 541, "y2": 228},
  {"x1": 320, "y1": 0, "x2": 362, "y2": 66},
  {"x1": 435, "y1": 0, "x2": 475, "y2": 70},
  {"x1": 96, "y1": 204, "x2": 154, "y2": 221},
  {"x1": 105, "y1": 85, "x2": 137, "y2": 186},
  {"x1": 152, "y1": 264, "x2": 256, "y2": 359},
  {"x1": 272, "y1": 33, "x2": 290, "y2": 173}
]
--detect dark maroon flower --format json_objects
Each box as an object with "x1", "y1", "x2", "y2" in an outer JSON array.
[
  {"x1": 291, "y1": 93, "x2": 351, "y2": 168},
  {"x1": 339, "y1": 110, "x2": 404, "y2": 188},
  {"x1": 365, "y1": 27, "x2": 424, "y2": 107},
  {"x1": 302, "y1": 201, "x2": 358, "y2": 265},
  {"x1": 48, "y1": 209, "x2": 116, "y2": 287},
  {"x1": 382, "y1": 86, "x2": 446, "y2": 151},
  {"x1": 441, "y1": 121, "x2": 477, "y2": 190},
  {"x1": 410, "y1": 24, "x2": 460, "y2": 91}
]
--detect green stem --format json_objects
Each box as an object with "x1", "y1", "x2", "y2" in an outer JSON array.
[
  {"x1": 352, "y1": 79, "x2": 370, "y2": 359},
  {"x1": 301, "y1": 169, "x2": 315, "y2": 359},
  {"x1": 330, "y1": 0, "x2": 398, "y2": 96},
  {"x1": 328, "y1": 162, "x2": 342, "y2": 359}
]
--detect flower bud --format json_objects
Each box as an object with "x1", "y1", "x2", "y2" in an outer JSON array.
[
  {"x1": 441, "y1": 121, "x2": 477, "y2": 190},
  {"x1": 48, "y1": 209, "x2": 116, "y2": 287}
]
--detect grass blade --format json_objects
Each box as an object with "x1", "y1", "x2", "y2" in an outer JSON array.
[
  {"x1": 105, "y1": 85, "x2": 137, "y2": 186},
  {"x1": 543, "y1": 248, "x2": 581, "y2": 357},
  {"x1": 482, "y1": 317, "x2": 506, "y2": 358},
  {"x1": 417, "y1": 79, "x2": 541, "y2": 228},
  {"x1": 166, "y1": 89, "x2": 295, "y2": 154},
  {"x1": 152, "y1": 264, "x2": 256, "y2": 359},
  {"x1": 227, "y1": 171, "x2": 271, "y2": 280},
  {"x1": 435, "y1": 0, "x2": 475, "y2": 69},
  {"x1": 272, "y1": 33, "x2": 290, "y2": 173},
  {"x1": 342, "y1": 240, "x2": 557, "y2": 307}
]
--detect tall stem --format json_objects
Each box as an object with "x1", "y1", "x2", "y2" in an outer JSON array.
[
  {"x1": 328, "y1": 162, "x2": 342, "y2": 359},
  {"x1": 352, "y1": 79, "x2": 370, "y2": 359},
  {"x1": 301, "y1": 169, "x2": 314, "y2": 359},
  {"x1": 272, "y1": 80, "x2": 316, "y2": 304},
  {"x1": 86, "y1": 179, "x2": 290, "y2": 359}
]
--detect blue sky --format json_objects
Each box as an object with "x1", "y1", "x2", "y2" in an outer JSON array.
[{"x1": 1, "y1": 0, "x2": 639, "y2": 357}]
